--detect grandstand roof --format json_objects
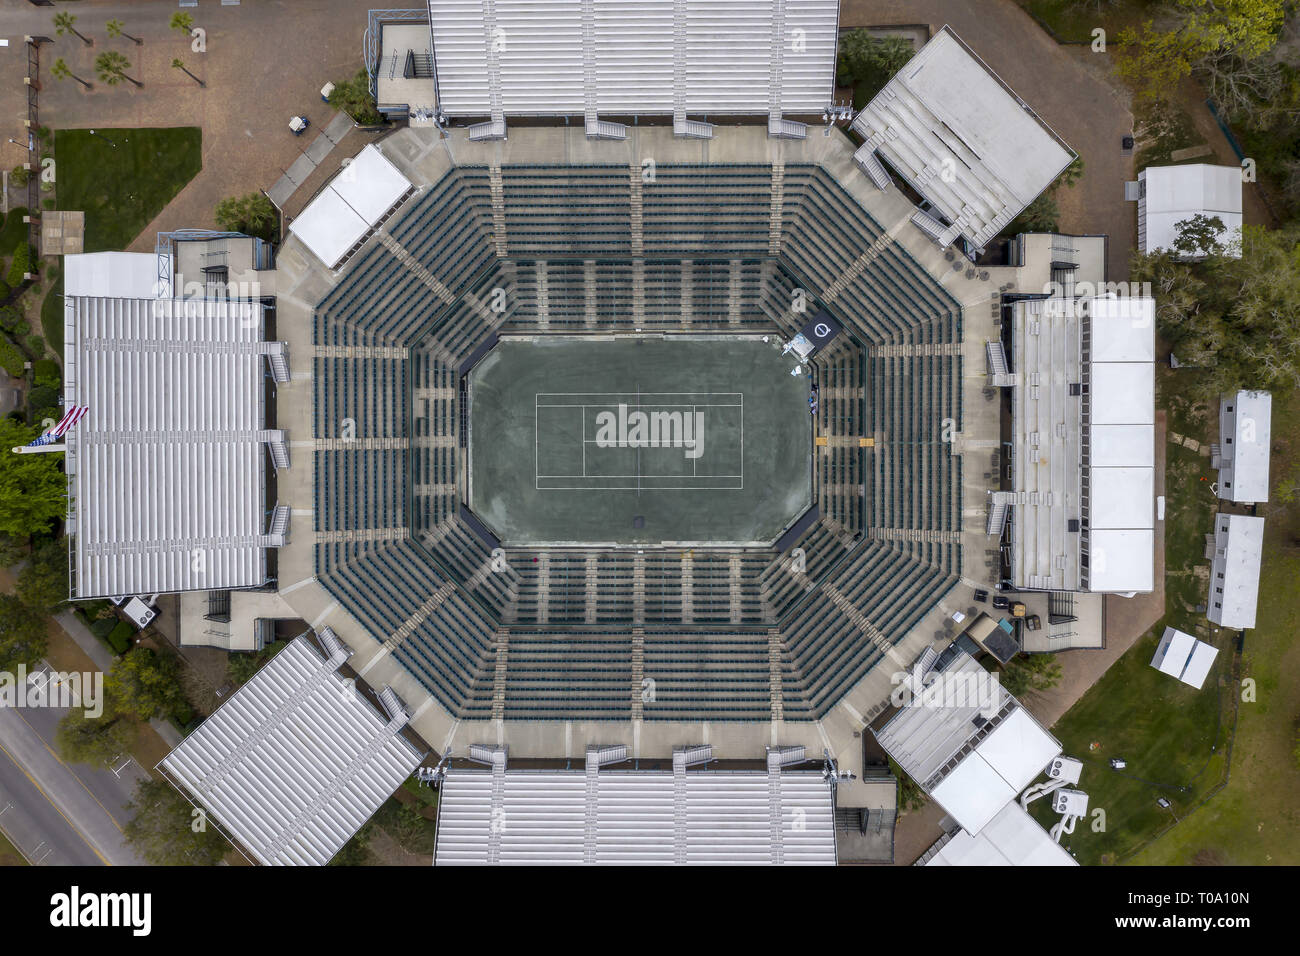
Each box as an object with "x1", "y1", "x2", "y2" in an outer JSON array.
[
  {"x1": 1138, "y1": 164, "x2": 1242, "y2": 257},
  {"x1": 923, "y1": 801, "x2": 1076, "y2": 866},
  {"x1": 1009, "y1": 296, "x2": 1155, "y2": 593},
  {"x1": 64, "y1": 290, "x2": 272, "y2": 598},
  {"x1": 288, "y1": 144, "x2": 413, "y2": 267},
  {"x1": 160, "y1": 635, "x2": 424, "y2": 866},
  {"x1": 875, "y1": 649, "x2": 1060, "y2": 835},
  {"x1": 1218, "y1": 390, "x2": 1271, "y2": 504},
  {"x1": 434, "y1": 748, "x2": 837, "y2": 865},
  {"x1": 425, "y1": 0, "x2": 839, "y2": 118},
  {"x1": 850, "y1": 25, "x2": 1073, "y2": 251},
  {"x1": 1208, "y1": 513, "x2": 1264, "y2": 629}
]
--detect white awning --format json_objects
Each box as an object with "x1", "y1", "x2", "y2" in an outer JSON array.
[
  {"x1": 924, "y1": 801, "x2": 1076, "y2": 866},
  {"x1": 288, "y1": 145, "x2": 412, "y2": 268}
]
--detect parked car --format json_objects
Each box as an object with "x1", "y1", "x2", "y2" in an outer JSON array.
[{"x1": 992, "y1": 595, "x2": 1010, "y2": 610}]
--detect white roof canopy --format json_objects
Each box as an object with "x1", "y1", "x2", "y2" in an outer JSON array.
[
  {"x1": 875, "y1": 649, "x2": 1061, "y2": 836},
  {"x1": 64, "y1": 252, "x2": 158, "y2": 298},
  {"x1": 1151, "y1": 626, "x2": 1220, "y2": 689},
  {"x1": 426, "y1": 0, "x2": 839, "y2": 118},
  {"x1": 288, "y1": 145, "x2": 412, "y2": 268},
  {"x1": 1139, "y1": 164, "x2": 1243, "y2": 257},
  {"x1": 160, "y1": 636, "x2": 424, "y2": 866},
  {"x1": 850, "y1": 25, "x2": 1073, "y2": 250},
  {"x1": 924, "y1": 801, "x2": 1076, "y2": 866}
]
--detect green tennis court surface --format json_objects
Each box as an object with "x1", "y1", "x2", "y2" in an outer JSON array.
[{"x1": 467, "y1": 335, "x2": 813, "y2": 546}]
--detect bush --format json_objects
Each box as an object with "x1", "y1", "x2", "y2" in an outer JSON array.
[
  {"x1": 90, "y1": 615, "x2": 116, "y2": 639},
  {"x1": 26, "y1": 335, "x2": 44, "y2": 353},
  {"x1": 328, "y1": 69, "x2": 386, "y2": 126},
  {"x1": 0, "y1": 306, "x2": 20, "y2": 333},
  {"x1": 10, "y1": 166, "x2": 29, "y2": 188},
  {"x1": 0, "y1": 341, "x2": 24, "y2": 377},
  {"x1": 106, "y1": 620, "x2": 133, "y2": 655},
  {"x1": 214, "y1": 193, "x2": 277, "y2": 243},
  {"x1": 32, "y1": 359, "x2": 59, "y2": 388},
  {"x1": 6, "y1": 243, "x2": 32, "y2": 287},
  {"x1": 27, "y1": 385, "x2": 58, "y2": 411}
]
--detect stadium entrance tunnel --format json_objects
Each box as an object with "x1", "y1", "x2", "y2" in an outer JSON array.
[{"x1": 464, "y1": 334, "x2": 813, "y2": 547}]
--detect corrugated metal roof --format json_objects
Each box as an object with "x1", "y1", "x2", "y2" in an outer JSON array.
[
  {"x1": 160, "y1": 637, "x2": 424, "y2": 866},
  {"x1": 1218, "y1": 390, "x2": 1271, "y2": 504},
  {"x1": 1208, "y1": 513, "x2": 1264, "y2": 629},
  {"x1": 65, "y1": 293, "x2": 271, "y2": 597},
  {"x1": 426, "y1": 0, "x2": 839, "y2": 118},
  {"x1": 435, "y1": 751, "x2": 836, "y2": 865}
]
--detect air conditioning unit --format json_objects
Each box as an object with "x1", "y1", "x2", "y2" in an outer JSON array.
[{"x1": 1046, "y1": 756, "x2": 1083, "y2": 784}]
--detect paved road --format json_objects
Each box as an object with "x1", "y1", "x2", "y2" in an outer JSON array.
[{"x1": 0, "y1": 664, "x2": 145, "y2": 866}]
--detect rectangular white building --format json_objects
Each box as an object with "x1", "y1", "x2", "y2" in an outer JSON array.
[
  {"x1": 1216, "y1": 390, "x2": 1271, "y2": 504},
  {"x1": 1135, "y1": 164, "x2": 1242, "y2": 258},
  {"x1": 1208, "y1": 513, "x2": 1264, "y2": 629}
]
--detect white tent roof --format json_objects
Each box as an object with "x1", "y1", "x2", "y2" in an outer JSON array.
[
  {"x1": 288, "y1": 145, "x2": 412, "y2": 268},
  {"x1": 1088, "y1": 529, "x2": 1155, "y2": 593},
  {"x1": 1151, "y1": 626, "x2": 1220, "y2": 689},
  {"x1": 435, "y1": 759, "x2": 836, "y2": 865},
  {"x1": 64, "y1": 292, "x2": 271, "y2": 597},
  {"x1": 160, "y1": 636, "x2": 423, "y2": 866},
  {"x1": 875, "y1": 650, "x2": 1060, "y2": 836},
  {"x1": 1208, "y1": 513, "x2": 1264, "y2": 629},
  {"x1": 850, "y1": 25, "x2": 1073, "y2": 250},
  {"x1": 64, "y1": 252, "x2": 158, "y2": 298},
  {"x1": 426, "y1": 0, "x2": 839, "y2": 118},
  {"x1": 924, "y1": 801, "x2": 1076, "y2": 866},
  {"x1": 1139, "y1": 164, "x2": 1243, "y2": 256}
]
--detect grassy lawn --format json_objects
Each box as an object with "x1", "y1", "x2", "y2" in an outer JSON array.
[
  {"x1": 1035, "y1": 370, "x2": 1300, "y2": 865},
  {"x1": 1129, "y1": 387, "x2": 1300, "y2": 865},
  {"x1": 52, "y1": 127, "x2": 202, "y2": 252},
  {"x1": 40, "y1": 265, "x2": 63, "y2": 358},
  {"x1": 0, "y1": 827, "x2": 30, "y2": 866},
  {"x1": 1018, "y1": 0, "x2": 1153, "y2": 44}
]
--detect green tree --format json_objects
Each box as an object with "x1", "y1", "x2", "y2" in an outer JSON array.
[
  {"x1": 95, "y1": 50, "x2": 142, "y2": 88},
  {"x1": 837, "y1": 33, "x2": 914, "y2": 107},
  {"x1": 1173, "y1": 213, "x2": 1230, "y2": 258},
  {"x1": 327, "y1": 69, "x2": 386, "y2": 126},
  {"x1": 55, "y1": 708, "x2": 135, "y2": 766},
  {"x1": 171, "y1": 58, "x2": 204, "y2": 88},
  {"x1": 214, "y1": 192, "x2": 277, "y2": 242},
  {"x1": 170, "y1": 12, "x2": 196, "y2": 36},
  {"x1": 50, "y1": 57, "x2": 92, "y2": 90},
  {"x1": 0, "y1": 418, "x2": 67, "y2": 539},
  {"x1": 106, "y1": 19, "x2": 142, "y2": 46},
  {"x1": 105, "y1": 648, "x2": 187, "y2": 721},
  {"x1": 53, "y1": 12, "x2": 92, "y2": 46},
  {"x1": 1133, "y1": 224, "x2": 1300, "y2": 394},
  {"x1": 123, "y1": 777, "x2": 231, "y2": 865},
  {"x1": 16, "y1": 536, "x2": 68, "y2": 610},
  {"x1": 1006, "y1": 193, "x2": 1060, "y2": 235},
  {"x1": 0, "y1": 593, "x2": 46, "y2": 670}
]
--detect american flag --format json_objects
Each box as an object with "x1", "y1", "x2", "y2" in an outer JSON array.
[{"x1": 28, "y1": 406, "x2": 88, "y2": 446}]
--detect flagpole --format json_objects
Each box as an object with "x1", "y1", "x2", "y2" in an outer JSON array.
[{"x1": 11, "y1": 444, "x2": 67, "y2": 454}]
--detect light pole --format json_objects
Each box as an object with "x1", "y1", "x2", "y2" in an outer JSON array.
[
  {"x1": 88, "y1": 128, "x2": 119, "y2": 149},
  {"x1": 8, "y1": 136, "x2": 34, "y2": 152}
]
